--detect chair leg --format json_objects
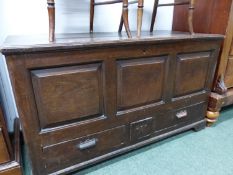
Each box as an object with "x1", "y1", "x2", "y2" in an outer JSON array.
[
  {"x1": 150, "y1": 0, "x2": 159, "y2": 32},
  {"x1": 122, "y1": 0, "x2": 132, "y2": 38},
  {"x1": 90, "y1": 0, "x2": 95, "y2": 33},
  {"x1": 137, "y1": 0, "x2": 144, "y2": 37},
  {"x1": 118, "y1": 14, "x2": 124, "y2": 33},
  {"x1": 188, "y1": 0, "x2": 195, "y2": 34},
  {"x1": 47, "y1": 0, "x2": 55, "y2": 42}
]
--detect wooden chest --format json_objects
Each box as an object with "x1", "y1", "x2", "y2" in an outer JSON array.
[{"x1": 0, "y1": 32, "x2": 223, "y2": 175}]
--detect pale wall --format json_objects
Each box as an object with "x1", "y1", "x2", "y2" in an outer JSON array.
[{"x1": 0, "y1": 0, "x2": 174, "y2": 131}]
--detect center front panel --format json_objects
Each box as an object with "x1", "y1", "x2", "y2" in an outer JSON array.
[{"x1": 117, "y1": 56, "x2": 168, "y2": 111}]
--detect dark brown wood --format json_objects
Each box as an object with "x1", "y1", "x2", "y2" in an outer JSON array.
[
  {"x1": 150, "y1": 0, "x2": 194, "y2": 33},
  {"x1": 150, "y1": 0, "x2": 159, "y2": 32},
  {"x1": 213, "y1": 75, "x2": 227, "y2": 95},
  {"x1": 0, "y1": 118, "x2": 22, "y2": 175},
  {"x1": 0, "y1": 101, "x2": 12, "y2": 164},
  {"x1": 0, "y1": 129, "x2": 10, "y2": 164},
  {"x1": 173, "y1": 0, "x2": 233, "y2": 125},
  {"x1": 31, "y1": 64, "x2": 104, "y2": 129},
  {"x1": 225, "y1": 57, "x2": 233, "y2": 87},
  {"x1": 1, "y1": 32, "x2": 223, "y2": 175},
  {"x1": 173, "y1": 0, "x2": 232, "y2": 34},
  {"x1": 90, "y1": 0, "x2": 95, "y2": 33},
  {"x1": 44, "y1": 126, "x2": 127, "y2": 174}
]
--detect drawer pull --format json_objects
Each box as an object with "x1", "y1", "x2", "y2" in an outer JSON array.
[
  {"x1": 176, "y1": 110, "x2": 188, "y2": 119},
  {"x1": 78, "y1": 138, "x2": 98, "y2": 150}
]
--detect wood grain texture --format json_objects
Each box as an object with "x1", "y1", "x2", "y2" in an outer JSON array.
[
  {"x1": 173, "y1": 0, "x2": 233, "y2": 123},
  {"x1": 0, "y1": 129, "x2": 10, "y2": 164},
  {"x1": 117, "y1": 57, "x2": 166, "y2": 109},
  {"x1": 0, "y1": 102, "x2": 12, "y2": 163},
  {"x1": 1, "y1": 31, "x2": 223, "y2": 55},
  {"x1": 173, "y1": 0, "x2": 233, "y2": 87},
  {"x1": 225, "y1": 58, "x2": 233, "y2": 88},
  {"x1": 174, "y1": 52, "x2": 210, "y2": 97},
  {"x1": 43, "y1": 126, "x2": 127, "y2": 174},
  {"x1": 173, "y1": 0, "x2": 232, "y2": 34},
  {"x1": 0, "y1": 118, "x2": 22, "y2": 175},
  {"x1": 31, "y1": 64, "x2": 104, "y2": 129},
  {"x1": 1, "y1": 32, "x2": 223, "y2": 175}
]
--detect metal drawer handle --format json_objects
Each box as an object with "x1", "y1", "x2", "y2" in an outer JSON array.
[
  {"x1": 176, "y1": 110, "x2": 188, "y2": 119},
  {"x1": 78, "y1": 138, "x2": 98, "y2": 150}
]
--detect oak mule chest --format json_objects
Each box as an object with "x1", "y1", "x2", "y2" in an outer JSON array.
[{"x1": 1, "y1": 32, "x2": 223, "y2": 175}]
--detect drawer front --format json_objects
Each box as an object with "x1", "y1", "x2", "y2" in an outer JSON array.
[
  {"x1": 43, "y1": 125, "x2": 127, "y2": 174},
  {"x1": 0, "y1": 127, "x2": 10, "y2": 164},
  {"x1": 172, "y1": 102, "x2": 206, "y2": 124},
  {"x1": 153, "y1": 103, "x2": 206, "y2": 132},
  {"x1": 130, "y1": 117, "x2": 153, "y2": 143}
]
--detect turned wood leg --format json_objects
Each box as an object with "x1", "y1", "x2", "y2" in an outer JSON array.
[
  {"x1": 188, "y1": 0, "x2": 195, "y2": 35},
  {"x1": 206, "y1": 110, "x2": 220, "y2": 127},
  {"x1": 137, "y1": 0, "x2": 144, "y2": 37},
  {"x1": 118, "y1": 14, "x2": 124, "y2": 33},
  {"x1": 90, "y1": 0, "x2": 95, "y2": 33},
  {"x1": 47, "y1": 0, "x2": 55, "y2": 42},
  {"x1": 206, "y1": 76, "x2": 227, "y2": 126},
  {"x1": 122, "y1": 0, "x2": 132, "y2": 38},
  {"x1": 150, "y1": 0, "x2": 159, "y2": 32}
]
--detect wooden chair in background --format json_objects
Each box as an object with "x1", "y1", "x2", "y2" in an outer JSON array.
[
  {"x1": 47, "y1": 0, "x2": 55, "y2": 42},
  {"x1": 90, "y1": 0, "x2": 132, "y2": 38},
  {"x1": 90, "y1": 0, "x2": 144, "y2": 38},
  {"x1": 47, "y1": 0, "x2": 144, "y2": 41},
  {"x1": 150, "y1": 0, "x2": 195, "y2": 34}
]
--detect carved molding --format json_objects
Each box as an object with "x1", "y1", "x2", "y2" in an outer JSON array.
[{"x1": 213, "y1": 75, "x2": 227, "y2": 95}]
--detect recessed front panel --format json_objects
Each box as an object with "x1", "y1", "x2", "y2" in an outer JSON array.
[
  {"x1": 174, "y1": 52, "x2": 211, "y2": 97},
  {"x1": 31, "y1": 63, "x2": 104, "y2": 129},
  {"x1": 117, "y1": 57, "x2": 167, "y2": 110}
]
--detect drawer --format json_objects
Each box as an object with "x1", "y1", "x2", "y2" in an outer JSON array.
[
  {"x1": 172, "y1": 102, "x2": 206, "y2": 124},
  {"x1": 43, "y1": 125, "x2": 127, "y2": 174},
  {"x1": 130, "y1": 117, "x2": 153, "y2": 143},
  {"x1": 153, "y1": 103, "x2": 206, "y2": 132},
  {"x1": 0, "y1": 127, "x2": 10, "y2": 164}
]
